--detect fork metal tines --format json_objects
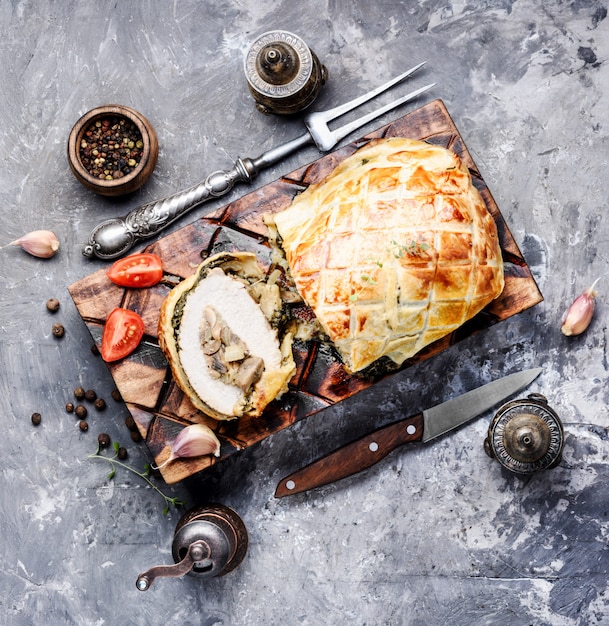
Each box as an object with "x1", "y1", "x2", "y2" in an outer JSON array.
[
  {"x1": 305, "y1": 61, "x2": 435, "y2": 151},
  {"x1": 84, "y1": 62, "x2": 435, "y2": 259},
  {"x1": 253, "y1": 61, "x2": 434, "y2": 169}
]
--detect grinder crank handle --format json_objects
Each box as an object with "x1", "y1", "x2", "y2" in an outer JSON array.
[
  {"x1": 82, "y1": 132, "x2": 312, "y2": 260},
  {"x1": 136, "y1": 540, "x2": 207, "y2": 591}
]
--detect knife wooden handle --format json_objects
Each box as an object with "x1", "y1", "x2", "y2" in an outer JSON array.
[{"x1": 275, "y1": 412, "x2": 424, "y2": 497}]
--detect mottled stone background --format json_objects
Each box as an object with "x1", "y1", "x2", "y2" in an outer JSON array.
[{"x1": 1, "y1": 1, "x2": 608, "y2": 624}]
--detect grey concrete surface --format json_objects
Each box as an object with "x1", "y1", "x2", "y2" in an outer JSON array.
[{"x1": 1, "y1": 1, "x2": 608, "y2": 624}]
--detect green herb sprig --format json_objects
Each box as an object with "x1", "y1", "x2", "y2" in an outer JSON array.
[
  {"x1": 349, "y1": 270, "x2": 379, "y2": 302},
  {"x1": 89, "y1": 441, "x2": 185, "y2": 515},
  {"x1": 390, "y1": 238, "x2": 430, "y2": 258},
  {"x1": 348, "y1": 239, "x2": 430, "y2": 303}
]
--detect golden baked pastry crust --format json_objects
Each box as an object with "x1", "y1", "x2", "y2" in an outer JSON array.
[{"x1": 272, "y1": 137, "x2": 504, "y2": 372}]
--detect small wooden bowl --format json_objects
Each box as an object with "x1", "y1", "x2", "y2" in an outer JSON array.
[{"x1": 67, "y1": 105, "x2": 158, "y2": 197}]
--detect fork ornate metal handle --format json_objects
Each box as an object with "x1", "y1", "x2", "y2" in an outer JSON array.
[
  {"x1": 83, "y1": 62, "x2": 433, "y2": 260},
  {"x1": 83, "y1": 157, "x2": 255, "y2": 260},
  {"x1": 82, "y1": 132, "x2": 313, "y2": 260}
]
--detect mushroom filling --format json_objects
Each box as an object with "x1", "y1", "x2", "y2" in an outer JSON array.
[
  {"x1": 200, "y1": 305, "x2": 265, "y2": 392},
  {"x1": 176, "y1": 264, "x2": 286, "y2": 417}
]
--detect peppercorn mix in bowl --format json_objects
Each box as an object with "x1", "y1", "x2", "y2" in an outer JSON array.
[{"x1": 67, "y1": 104, "x2": 158, "y2": 196}]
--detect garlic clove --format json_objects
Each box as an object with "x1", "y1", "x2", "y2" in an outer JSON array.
[
  {"x1": 9, "y1": 230, "x2": 60, "y2": 258},
  {"x1": 561, "y1": 278, "x2": 600, "y2": 336},
  {"x1": 153, "y1": 423, "x2": 221, "y2": 469}
]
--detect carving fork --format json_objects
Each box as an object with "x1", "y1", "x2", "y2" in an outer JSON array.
[{"x1": 83, "y1": 62, "x2": 434, "y2": 259}]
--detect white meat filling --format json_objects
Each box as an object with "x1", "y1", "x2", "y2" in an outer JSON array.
[{"x1": 177, "y1": 268, "x2": 283, "y2": 416}]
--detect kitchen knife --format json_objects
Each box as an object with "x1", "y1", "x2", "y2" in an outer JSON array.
[{"x1": 275, "y1": 367, "x2": 542, "y2": 497}]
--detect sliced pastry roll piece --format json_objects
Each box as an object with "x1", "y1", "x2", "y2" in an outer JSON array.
[{"x1": 158, "y1": 252, "x2": 296, "y2": 420}]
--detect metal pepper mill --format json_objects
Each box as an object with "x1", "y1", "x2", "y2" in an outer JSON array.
[
  {"x1": 244, "y1": 30, "x2": 328, "y2": 115},
  {"x1": 484, "y1": 393, "x2": 564, "y2": 475},
  {"x1": 136, "y1": 503, "x2": 248, "y2": 591}
]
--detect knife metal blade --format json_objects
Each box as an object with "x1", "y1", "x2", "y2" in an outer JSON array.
[{"x1": 274, "y1": 367, "x2": 542, "y2": 497}]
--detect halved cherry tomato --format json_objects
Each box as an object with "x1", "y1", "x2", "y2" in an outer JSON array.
[
  {"x1": 101, "y1": 308, "x2": 145, "y2": 362},
  {"x1": 107, "y1": 253, "x2": 163, "y2": 288}
]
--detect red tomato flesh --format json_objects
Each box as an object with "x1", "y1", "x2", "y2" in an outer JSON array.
[
  {"x1": 107, "y1": 253, "x2": 163, "y2": 288},
  {"x1": 101, "y1": 308, "x2": 145, "y2": 362}
]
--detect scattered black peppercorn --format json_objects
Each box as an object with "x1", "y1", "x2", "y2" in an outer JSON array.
[
  {"x1": 94, "y1": 398, "x2": 106, "y2": 411},
  {"x1": 31, "y1": 412, "x2": 42, "y2": 426},
  {"x1": 124, "y1": 415, "x2": 136, "y2": 431},
  {"x1": 117, "y1": 447, "x2": 128, "y2": 460},
  {"x1": 98, "y1": 433, "x2": 111, "y2": 448},
  {"x1": 79, "y1": 420, "x2": 89, "y2": 432},
  {"x1": 65, "y1": 402, "x2": 74, "y2": 413},
  {"x1": 130, "y1": 430, "x2": 143, "y2": 443},
  {"x1": 75, "y1": 404, "x2": 87, "y2": 419},
  {"x1": 46, "y1": 298, "x2": 60, "y2": 313},
  {"x1": 84, "y1": 389, "x2": 97, "y2": 402},
  {"x1": 111, "y1": 389, "x2": 123, "y2": 402},
  {"x1": 74, "y1": 387, "x2": 85, "y2": 400},
  {"x1": 52, "y1": 323, "x2": 65, "y2": 338}
]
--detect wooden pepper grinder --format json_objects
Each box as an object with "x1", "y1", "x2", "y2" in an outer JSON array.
[
  {"x1": 244, "y1": 30, "x2": 327, "y2": 115},
  {"x1": 484, "y1": 393, "x2": 564, "y2": 475},
  {"x1": 136, "y1": 504, "x2": 248, "y2": 591}
]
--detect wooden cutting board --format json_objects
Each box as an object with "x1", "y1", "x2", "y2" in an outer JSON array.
[{"x1": 69, "y1": 99, "x2": 543, "y2": 484}]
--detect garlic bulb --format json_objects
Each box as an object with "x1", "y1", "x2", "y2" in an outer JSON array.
[
  {"x1": 153, "y1": 423, "x2": 221, "y2": 469},
  {"x1": 8, "y1": 230, "x2": 60, "y2": 258},
  {"x1": 561, "y1": 278, "x2": 600, "y2": 336}
]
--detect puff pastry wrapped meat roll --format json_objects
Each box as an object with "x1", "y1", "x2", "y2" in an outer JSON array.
[
  {"x1": 158, "y1": 252, "x2": 296, "y2": 420},
  {"x1": 271, "y1": 137, "x2": 504, "y2": 373}
]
